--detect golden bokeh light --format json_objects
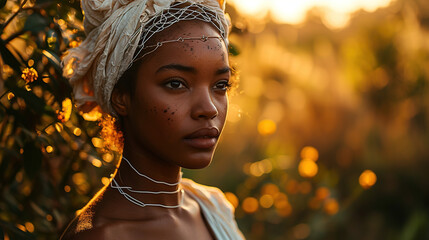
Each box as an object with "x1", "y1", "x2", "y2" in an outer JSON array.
[
  {"x1": 276, "y1": 201, "x2": 292, "y2": 217},
  {"x1": 54, "y1": 123, "x2": 63, "y2": 132},
  {"x1": 44, "y1": 125, "x2": 55, "y2": 135},
  {"x1": 42, "y1": 76, "x2": 50, "y2": 83},
  {"x1": 298, "y1": 159, "x2": 318, "y2": 178},
  {"x1": 101, "y1": 177, "x2": 110, "y2": 186},
  {"x1": 72, "y1": 173, "x2": 86, "y2": 185},
  {"x1": 249, "y1": 162, "x2": 263, "y2": 177},
  {"x1": 224, "y1": 192, "x2": 239, "y2": 209},
  {"x1": 274, "y1": 193, "x2": 289, "y2": 209},
  {"x1": 58, "y1": 19, "x2": 66, "y2": 27},
  {"x1": 248, "y1": 159, "x2": 273, "y2": 177},
  {"x1": 73, "y1": 127, "x2": 82, "y2": 136},
  {"x1": 315, "y1": 187, "x2": 330, "y2": 200},
  {"x1": 300, "y1": 146, "x2": 319, "y2": 161},
  {"x1": 260, "y1": 159, "x2": 273, "y2": 174},
  {"x1": 257, "y1": 119, "x2": 277, "y2": 136},
  {"x1": 46, "y1": 214, "x2": 53, "y2": 221},
  {"x1": 24, "y1": 222, "x2": 34, "y2": 233},
  {"x1": 57, "y1": 98, "x2": 72, "y2": 123},
  {"x1": 45, "y1": 146, "x2": 54, "y2": 153},
  {"x1": 64, "y1": 185, "x2": 71, "y2": 192},
  {"x1": 90, "y1": 157, "x2": 102, "y2": 168},
  {"x1": 102, "y1": 153, "x2": 114, "y2": 163},
  {"x1": 71, "y1": 142, "x2": 78, "y2": 150},
  {"x1": 261, "y1": 183, "x2": 279, "y2": 196},
  {"x1": 91, "y1": 137, "x2": 104, "y2": 148},
  {"x1": 324, "y1": 198, "x2": 340, "y2": 215},
  {"x1": 79, "y1": 151, "x2": 88, "y2": 160},
  {"x1": 16, "y1": 224, "x2": 26, "y2": 232},
  {"x1": 259, "y1": 194, "x2": 274, "y2": 208},
  {"x1": 7, "y1": 92, "x2": 15, "y2": 100},
  {"x1": 359, "y1": 170, "x2": 377, "y2": 189},
  {"x1": 242, "y1": 197, "x2": 259, "y2": 213},
  {"x1": 82, "y1": 109, "x2": 102, "y2": 121}
]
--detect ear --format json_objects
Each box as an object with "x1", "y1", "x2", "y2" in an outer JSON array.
[{"x1": 111, "y1": 88, "x2": 130, "y2": 116}]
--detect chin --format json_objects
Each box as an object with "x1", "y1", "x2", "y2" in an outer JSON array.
[{"x1": 181, "y1": 151, "x2": 214, "y2": 169}]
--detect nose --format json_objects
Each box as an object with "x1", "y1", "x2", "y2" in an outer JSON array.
[{"x1": 191, "y1": 88, "x2": 218, "y2": 120}]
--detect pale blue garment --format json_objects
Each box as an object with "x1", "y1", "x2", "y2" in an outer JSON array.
[{"x1": 181, "y1": 179, "x2": 245, "y2": 240}]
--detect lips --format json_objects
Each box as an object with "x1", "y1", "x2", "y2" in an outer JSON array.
[{"x1": 183, "y1": 127, "x2": 220, "y2": 149}]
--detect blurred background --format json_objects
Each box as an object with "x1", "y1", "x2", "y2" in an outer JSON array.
[{"x1": 1, "y1": 0, "x2": 428, "y2": 239}]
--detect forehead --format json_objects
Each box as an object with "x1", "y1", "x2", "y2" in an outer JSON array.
[
  {"x1": 147, "y1": 20, "x2": 223, "y2": 45},
  {"x1": 140, "y1": 20, "x2": 228, "y2": 65}
]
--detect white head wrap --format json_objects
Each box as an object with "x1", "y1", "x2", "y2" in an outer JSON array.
[{"x1": 63, "y1": 0, "x2": 229, "y2": 115}]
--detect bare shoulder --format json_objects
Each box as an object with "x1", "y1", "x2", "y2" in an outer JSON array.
[
  {"x1": 60, "y1": 201, "x2": 106, "y2": 240},
  {"x1": 60, "y1": 187, "x2": 112, "y2": 240},
  {"x1": 60, "y1": 218, "x2": 95, "y2": 239}
]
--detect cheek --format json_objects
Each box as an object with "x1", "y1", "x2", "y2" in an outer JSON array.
[
  {"x1": 161, "y1": 106, "x2": 179, "y2": 123},
  {"x1": 216, "y1": 95, "x2": 229, "y2": 124}
]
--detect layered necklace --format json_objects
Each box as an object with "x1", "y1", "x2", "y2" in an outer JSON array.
[{"x1": 111, "y1": 156, "x2": 184, "y2": 208}]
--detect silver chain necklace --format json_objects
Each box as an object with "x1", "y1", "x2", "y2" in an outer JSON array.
[{"x1": 111, "y1": 156, "x2": 183, "y2": 208}]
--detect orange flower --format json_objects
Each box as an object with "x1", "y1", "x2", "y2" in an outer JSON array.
[{"x1": 21, "y1": 68, "x2": 38, "y2": 83}]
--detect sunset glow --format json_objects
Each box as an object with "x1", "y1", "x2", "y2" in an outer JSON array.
[{"x1": 230, "y1": 0, "x2": 393, "y2": 28}]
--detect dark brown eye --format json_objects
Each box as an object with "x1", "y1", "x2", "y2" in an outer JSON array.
[
  {"x1": 165, "y1": 80, "x2": 185, "y2": 89},
  {"x1": 214, "y1": 80, "x2": 231, "y2": 91}
]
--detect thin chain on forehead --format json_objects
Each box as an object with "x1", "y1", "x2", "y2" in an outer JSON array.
[
  {"x1": 131, "y1": 1, "x2": 227, "y2": 63},
  {"x1": 134, "y1": 35, "x2": 222, "y2": 61}
]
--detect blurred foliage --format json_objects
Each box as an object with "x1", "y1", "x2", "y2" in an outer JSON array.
[
  {"x1": 1, "y1": 0, "x2": 429, "y2": 239},
  {"x1": 0, "y1": 0, "x2": 115, "y2": 239},
  {"x1": 199, "y1": 0, "x2": 429, "y2": 239}
]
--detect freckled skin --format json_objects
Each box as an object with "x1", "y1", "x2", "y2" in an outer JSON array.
[
  {"x1": 60, "y1": 21, "x2": 231, "y2": 240},
  {"x1": 120, "y1": 22, "x2": 229, "y2": 171}
]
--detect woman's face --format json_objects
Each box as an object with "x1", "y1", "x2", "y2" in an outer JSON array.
[{"x1": 117, "y1": 21, "x2": 230, "y2": 169}]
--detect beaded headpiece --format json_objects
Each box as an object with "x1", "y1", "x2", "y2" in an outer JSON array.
[{"x1": 63, "y1": 0, "x2": 229, "y2": 115}]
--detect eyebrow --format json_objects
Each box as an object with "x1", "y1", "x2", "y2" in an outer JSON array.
[
  {"x1": 216, "y1": 67, "x2": 232, "y2": 75},
  {"x1": 156, "y1": 64, "x2": 196, "y2": 74},
  {"x1": 156, "y1": 64, "x2": 231, "y2": 75}
]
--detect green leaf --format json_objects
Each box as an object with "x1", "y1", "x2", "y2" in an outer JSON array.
[
  {"x1": 0, "y1": 0, "x2": 7, "y2": 9},
  {"x1": 0, "y1": 39, "x2": 22, "y2": 73},
  {"x1": 23, "y1": 142, "x2": 42, "y2": 179},
  {"x1": 23, "y1": 14, "x2": 47, "y2": 33}
]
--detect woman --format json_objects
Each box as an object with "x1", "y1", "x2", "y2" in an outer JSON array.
[{"x1": 60, "y1": 0, "x2": 244, "y2": 239}]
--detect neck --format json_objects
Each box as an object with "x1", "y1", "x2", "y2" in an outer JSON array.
[
  {"x1": 112, "y1": 144, "x2": 183, "y2": 208},
  {"x1": 120, "y1": 140, "x2": 183, "y2": 189},
  {"x1": 119, "y1": 156, "x2": 181, "y2": 187}
]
